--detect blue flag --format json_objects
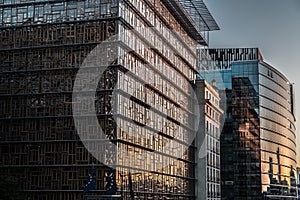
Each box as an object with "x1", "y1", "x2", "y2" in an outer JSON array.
[
  {"x1": 84, "y1": 165, "x2": 96, "y2": 193},
  {"x1": 105, "y1": 168, "x2": 116, "y2": 195}
]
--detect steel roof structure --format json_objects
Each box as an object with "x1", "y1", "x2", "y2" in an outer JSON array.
[{"x1": 162, "y1": 0, "x2": 219, "y2": 45}]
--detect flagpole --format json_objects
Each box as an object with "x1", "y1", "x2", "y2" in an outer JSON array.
[{"x1": 128, "y1": 170, "x2": 134, "y2": 200}]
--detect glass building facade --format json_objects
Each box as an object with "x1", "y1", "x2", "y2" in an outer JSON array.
[
  {"x1": 201, "y1": 48, "x2": 297, "y2": 200},
  {"x1": 0, "y1": 0, "x2": 219, "y2": 200}
]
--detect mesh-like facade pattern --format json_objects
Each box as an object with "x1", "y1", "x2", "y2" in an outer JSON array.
[{"x1": 0, "y1": 0, "x2": 212, "y2": 199}]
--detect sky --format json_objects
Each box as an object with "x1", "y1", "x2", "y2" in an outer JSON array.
[{"x1": 204, "y1": 0, "x2": 300, "y2": 166}]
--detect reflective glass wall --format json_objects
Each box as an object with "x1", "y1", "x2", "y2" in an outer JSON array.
[
  {"x1": 115, "y1": 0, "x2": 199, "y2": 198},
  {"x1": 259, "y1": 63, "x2": 297, "y2": 199},
  {"x1": 202, "y1": 48, "x2": 297, "y2": 200},
  {"x1": 231, "y1": 75, "x2": 261, "y2": 199}
]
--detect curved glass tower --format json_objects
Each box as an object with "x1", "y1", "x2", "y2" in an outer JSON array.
[
  {"x1": 201, "y1": 48, "x2": 297, "y2": 200},
  {"x1": 259, "y1": 62, "x2": 297, "y2": 198}
]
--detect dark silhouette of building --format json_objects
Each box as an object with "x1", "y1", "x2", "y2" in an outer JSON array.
[{"x1": 216, "y1": 77, "x2": 261, "y2": 200}]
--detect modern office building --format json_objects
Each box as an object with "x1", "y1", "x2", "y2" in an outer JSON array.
[
  {"x1": 0, "y1": 0, "x2": 219, "y2": 199},
  {"x1": 194, "y1": 80, "x2": 223, "y2": 200},
  {"x1": 200, "y1": 48, "x2": 297, "y2": 200}
]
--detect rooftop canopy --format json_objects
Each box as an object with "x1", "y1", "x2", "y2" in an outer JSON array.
[
  {"x1": 162, "y1": 0, "x2": 219, "y2": 45},
  {"x1": 179, "y1": 0, "x2": 219, "y2": 31}
]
